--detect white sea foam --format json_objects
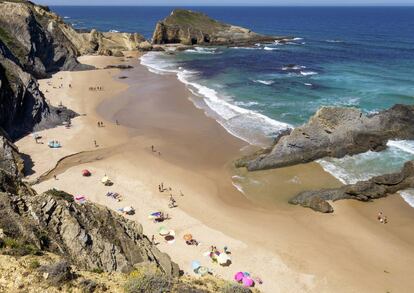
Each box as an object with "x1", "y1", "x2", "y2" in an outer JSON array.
[
  {"x1": 304, "y1": 83, "x2": 313, "y2": 86},
  {"x1": 300, "y1": 71, "x2": 318, "y2": 76},
  {"x1": 399, "y1": 189, "x2": 414, "y2": 208},
  {"x1": 185, "y1": 47, "x2": 219, "y2": 54},
  {"x1": 282, "y1": 65, "x2": 306, "y2": 71},
  {"x1": 387, "y1": 140, "x2": 414, "y2": 154},
  {"x1": 253, "y1": 79, "x2": 275, "y2": 85},
  {"x1": 109, "y1": 29, "x2": 120, "y2": 33},
  {"x1": 293, "y1": 37, "x2": 304, "y2": 41},
  {"x1": 326, "y1": 39, "x2": 344, "y2": 43},
  {"x1": 63, "y1": 16, "x2": 70, "y2": 19},
  {"x1": 141, "y1": 52, "x2": 292, "y2": 146},
  {"x1": 264, "y1": 46, "x2": 278, "y2": 51},
  {"x1": 235, "y1": 101, "x2": 260, "y2": 107}
]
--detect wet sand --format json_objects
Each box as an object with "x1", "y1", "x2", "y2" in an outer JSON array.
[{"x1": 17, "y1": 53, "x2": 414, "y2": 293}]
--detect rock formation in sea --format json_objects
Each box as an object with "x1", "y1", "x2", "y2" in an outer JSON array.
[
  {"x1": 290, "y1": 160, "x2": 414, "y2": 213},
  {"x1": 240, "y1": 104, "x2": 414, "y2": 171},
  {"x1": 152, "y1": 9, "x2": 290, "y2": 46}
]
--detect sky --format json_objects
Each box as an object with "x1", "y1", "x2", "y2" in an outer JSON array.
[{"x1": 38, "y1": 0, "x2": 414, "y2": 6}]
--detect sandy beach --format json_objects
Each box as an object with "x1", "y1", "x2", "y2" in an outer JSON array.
[{"x1": 16, "y1": 53, "x2": 414, "y2": 293}]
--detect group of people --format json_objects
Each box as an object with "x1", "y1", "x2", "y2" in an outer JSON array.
[
  {"x1": 97, "y1": 121, "x2": 105, "y2": 127},
  {"x1": 377, "y1": 211, "x2": 388, "y2": 224},
  {"x1": 89, "y1": 86, "x2": 104, "y2": 91}
]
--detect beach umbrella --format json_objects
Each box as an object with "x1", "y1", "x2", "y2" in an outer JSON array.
[
  {"x1": 217, "y1": 253, "x2": 230, "y2": 265},
  {"x1": 183, "y1": 234, "x2": 193, "y2": 241},
  {"x1": 242, "y1": 277, "x2": 254, "y2": 287},
  {"x1": 191, "y1": 261, "x2": 201, "y2": 271},
  {"x1": 234, "y1": 272, "x2": 244, "y2": 282},
  {"x1": 123, "y1": 206, "x2": 133, "y2": 213},
  {"x1": 198, "y1": 266, "x2": 209, "y2": 276},
  {"x1": 158, "y1": 226, "x2": 169, "y2": 236}
]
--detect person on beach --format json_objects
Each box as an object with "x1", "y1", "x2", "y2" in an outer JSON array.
[
  {"x1": 180, "y1": 190, "x2": 184, "y2": 197},
  {"x1": 151, "y1": 235, "x2": 156, "y2": 245},
  {"x1": 97, "y1": 121, "x2": 100, "y2": 127},
  {"x1": 116, "y1": 119, "x2": 119, "y2": 125},
  {"x1": 94, "y1": 140, "x2": 98, "y2": 148},
  {"x1": 377, "y1": 211, "x2": 383, "y2": 222},
  {"x1": 53, "y1": 175, "x2": 57, "y2": 180},
  {"x1": 151, "y1": 145, "x2": 155, "y2": 152}
]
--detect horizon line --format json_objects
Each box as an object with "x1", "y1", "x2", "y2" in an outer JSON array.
[{"x1": 47, "y1": 4, "x2": 414, "y2": 7}]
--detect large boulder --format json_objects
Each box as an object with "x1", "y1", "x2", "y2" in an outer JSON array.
[
  {"x1": 152, "y1": 9, "x2": 289, "y2": 46},
  {"x1": 290, "y1": 160, "x2": 414, "y2": 213},
  {"x1": 245, "y1": 104, "x2": 414, "y2": 171}
]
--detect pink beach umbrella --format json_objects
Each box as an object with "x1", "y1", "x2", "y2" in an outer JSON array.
[
  {"x1": 242, "y1": 277, "x2": 254, "y2": 287},
  {"x1": 234, "y1": 272, "x2": 244, "y2": 282}
]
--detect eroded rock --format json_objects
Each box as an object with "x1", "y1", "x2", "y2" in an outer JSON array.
[
  {"x1": 246, "y1": 104, "x2": 414, "y2": 171},
  {"x1": 290, "y1": 160, "x2": 414, "y2": 213}
]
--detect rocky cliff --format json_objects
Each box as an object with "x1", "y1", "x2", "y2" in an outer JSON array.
[
  {"x1": 242, "y1": 104, "x2": 414, "y2": 171},
  {"x1": 0, "y1": 133, "x2": 179, "y2": 275},
  {"x1": 152, "y1": 9, "x2": 288, "y2": 46},
  {"x1": 0, "y1": 38, "x2": 50, "y2": 138},
  {"x1": 290, "y1": 160, "x2": 414, "y2": 213},
  {"x1": 0, "y1": 0, "x2": 90, "y2": 78}
]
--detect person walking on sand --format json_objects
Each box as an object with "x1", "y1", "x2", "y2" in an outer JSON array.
[
  {"x1": 94, "y1": 140, "x2": 97, "y2": 148},
  {"x1": 116, "y1": 119, "x2": 119, "y2": 125},
  {"x1": 151, "y1": 145, "x2": 155, "y2": 152}
]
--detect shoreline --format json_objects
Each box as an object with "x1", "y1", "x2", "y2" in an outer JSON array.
[{"x1": 16, "y1": 53, "x2": 414, "y2": 293}]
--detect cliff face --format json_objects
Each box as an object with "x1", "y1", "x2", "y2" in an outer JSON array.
[
  {"x1": 152, "y1": 9, "x2": 285, "y2": 46},
  {"x1": 0, "y1": 39, "x2": 50, "y2": 138},
  {"x1": 0, "y1": 0, "x2": 89, "y2": 78}
]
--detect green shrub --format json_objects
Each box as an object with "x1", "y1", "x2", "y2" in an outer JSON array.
[
  {"x1": 29, "y1": 259, "x2": 41, "y2": 270},
  {"x1": 91, "y1": 268, "x2": 104, "y2": 274},
  {"x1": 222, "y1": 283, "x2": 253, "y2": 293},
  {"x1": 1, "y1": 237, "x2": 42, "y2": 256},
  {"x1": 124, "y1": 270, "x2": 172, "y2": 293}
]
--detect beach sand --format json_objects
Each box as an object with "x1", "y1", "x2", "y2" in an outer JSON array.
[{"x1": 17, "y1": 53, "x2": 414, "y2": 293}]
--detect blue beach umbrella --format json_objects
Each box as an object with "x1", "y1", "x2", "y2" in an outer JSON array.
[{"x1": 191, "y1": 261, "x2": 201, "y2": 271}]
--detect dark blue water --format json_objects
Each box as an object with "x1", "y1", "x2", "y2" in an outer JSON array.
[{"x1": 52, "y1": 6, "x2": 414, "y2": 200}]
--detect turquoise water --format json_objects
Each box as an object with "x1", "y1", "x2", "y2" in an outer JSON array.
[{"x1": 53, "y1": 6, "x2": 414, "y2": 204}]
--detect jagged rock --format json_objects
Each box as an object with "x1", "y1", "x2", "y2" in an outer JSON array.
[
  {"x1": 0, "y1": 1, "x2": 91, "y2": 78},
  {"x1": 138, "y1": 41, "x2": 153, "y2": 52},
  {"x1": 290, "y1": 160, "x2": 414, "y2": 213},
  {"x1": 246, "y1": 104, "x2": 414, "y2": 171},
  {"x1": 0, "y1": 40, "x2": 50, "y2": 138},
  {"x1": 38, "y1": 261, "x2": 75, "y2": 286},
  {"x1": 0, "y1": 180, "x2": 179, "y2": 275},
  {"x1": 152, "y1": 9, "x2": 290, "y2": 46},
  {"x1": 104, "y1": 64, "x2": 133, "y2": 70},
  {"x1": 0, "y1": 131, "x2": 24, "y2": 177}
]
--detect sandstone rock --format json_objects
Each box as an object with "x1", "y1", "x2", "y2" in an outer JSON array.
[
  {"x1": 138, "y1": 41, "x2": 153, "y2": 52},
  {"x1": 246, "y1": 104, "x2": 414, "y2": 171},
  {"x1": 152, "y1": 9, "x2": 290, "y2": 46},
  {"x1": 290, "y1": 160, "x2": 414, "y2": 212}
]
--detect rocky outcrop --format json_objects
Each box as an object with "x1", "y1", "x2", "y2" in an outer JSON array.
[
  {"x1": 0, "y1": 161, "x2": 178, "y2": 275},
  {"x1": 245, "y1": 104, "x2": 414, "y2": 171},
  {"x1": 0, "y1": 0, "x2": 91, "y2": 78},
  {"x1": 152, "y1": 9, "x2": 289, "y2": 46},
  {"x1": 0, "y1": 39, "x2": 50, "y2": 138},
  {"x1": 77, "y1": 29, "x2": 145, "y2": 55},
  {"x1": 290, "y1": 160, "x2": 414, "y2": 213}
]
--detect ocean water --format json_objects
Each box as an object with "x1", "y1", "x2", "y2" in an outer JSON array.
[{"x1": 52, "y1": 6, "x2": 414, "y2": 205}]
